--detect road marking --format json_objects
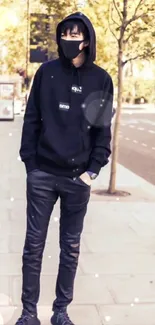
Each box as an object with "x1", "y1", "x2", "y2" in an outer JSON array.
[
  {"x1": 122, "y1": 123, "x2": 126, "y2": 126},
  {"x1": 125, "y1": 137, "x2": 130, "y2": 140},
  {"x1": 138, "y1": 127, "x2": 145, "y2": 131},
  {"x1": 149, "y1": 130, "x2": 155, "y2": 134},
  {"x1": 152, "y1": 147, "x2": 155, "y2": 150},
  {"x1": 133, "y1": 140, "x2": 138, "y2": 143},
  {"x1": 129, "y1": 125, "x2": 135, "y2": 128},
  {"x1": 143, "y1": 119, "x2": 155, "y2": 127},
  {"x1": 142, "y1": 143, "x2": 147, "y2": 147}
]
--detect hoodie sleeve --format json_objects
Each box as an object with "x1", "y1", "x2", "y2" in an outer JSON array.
[
  {"x1": 19, "y1": 65, "x2": 42, "y2": 173},
  {"x1": 87, "y1": 75, "x2": 114, "y2": 175}
]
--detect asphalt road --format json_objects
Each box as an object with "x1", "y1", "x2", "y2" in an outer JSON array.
[{"x1": 117, "y1": 112, "x2": 155, "y2": 185}]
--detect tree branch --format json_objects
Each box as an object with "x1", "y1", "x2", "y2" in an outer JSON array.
[
  {"x1": 123, "y1": 32, "x2": 133, "y2": 44},
  {"x1": 122, "y1": 55, "x2": 140, "y2": 66},
  {"x1": 113, "y1": 0, "x2": 123, "y2": 22},
  {"x1": 108, "y1": 2, "x2": 119, "y2": 42},
  {"x1": 122, "y1": 46, "x2": 155, "y2": 65},
  {"x1": 123, "y1": 0, "x2": 146, "y2": 28},
  {"x1": 111, "y1": 5, "x2": 121, "y2": 27},
  {"x1": 120, "y1": 0, "x2": 128, "y2": 40},
  {"x1": 123, "y1": 0, "x2": 128, "y2": 23},
  {"x1": 125, "y1": 13, "x2": 147, "y2": 27},
  {"x1": 134, "y1": 0, "x2": 144, "y2": 17},
  {"x1": 109, "y1": 22, "x2": 119, "y2": 42}
]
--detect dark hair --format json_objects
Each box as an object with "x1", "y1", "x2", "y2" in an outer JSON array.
[{"x1": 60, "y1": 19, "x2": 89, "y2": 40}]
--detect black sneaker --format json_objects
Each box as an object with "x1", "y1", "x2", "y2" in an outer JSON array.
[
  {"x1": 15, "y1": 310, "x2": 40, "y2": 325},
  {"x1": 51, "y1": 310, "x2": 75, "y2": 325}
]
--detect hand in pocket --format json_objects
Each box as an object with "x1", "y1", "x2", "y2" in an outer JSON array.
[{"x1": 79, "y1": 172, "x2": 92, "y2": 186}]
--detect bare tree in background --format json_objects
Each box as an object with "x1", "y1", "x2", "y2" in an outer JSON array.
[{"x1": 108, "y1": 0, "x2": 155, "y2": 194}]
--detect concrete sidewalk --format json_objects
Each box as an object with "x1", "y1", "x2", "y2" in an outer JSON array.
[{"x1": 0, "y1": 116, "x2": 155, "y2": 325}]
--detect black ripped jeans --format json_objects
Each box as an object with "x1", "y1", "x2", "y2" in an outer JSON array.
[{"x1": 21, "y1": 169, "x2": 90, "y2": 315}]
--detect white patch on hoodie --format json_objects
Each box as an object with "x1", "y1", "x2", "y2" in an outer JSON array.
[
  {"x1": 59, "y1": 102, "x2": 70, "y2": 111},
  {"x1": 71, "y1": 85, "x2": 83, "y2": 94}
]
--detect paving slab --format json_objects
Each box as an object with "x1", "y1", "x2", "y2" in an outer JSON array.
[
  {"x1": 0, "y1": 277, "x2": 10, "y2": 306},
  {"x1": 79, "y1": 253, "x2": 155, "y2": 275},
  {"x1": 83, "y1": 234, "x2": 149, "y2": 253},
  {"x1": 98, "y1": 304, "x2": 155, "y2": 325},
  {"x1": 105, "y1": 274, "x2": 155, "y2": 304}
]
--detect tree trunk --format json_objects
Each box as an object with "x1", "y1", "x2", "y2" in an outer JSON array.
[{"x1": 108, "y1": 47, "x2": 123, "y2": 193}]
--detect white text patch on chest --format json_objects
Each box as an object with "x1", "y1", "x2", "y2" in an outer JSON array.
[
  {"x1": 71, "y1": 85, "x2": 83, "y2": 94},
  {"x1": 59, "y1": 102, "x2": 70, "y2": 111}
]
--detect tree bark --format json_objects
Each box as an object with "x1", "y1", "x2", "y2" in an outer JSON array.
[
  {"x1": 108, "y1": 0, "x2": 127, "y2": 194},
  {"x1": 108, "y1": 46, "x2": 123, "y2": 194},
  {"x1": 108, "y1": 0, "x2": 154, "y2": 193}
]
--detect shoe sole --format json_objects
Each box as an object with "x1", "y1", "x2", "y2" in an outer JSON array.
[{"x1": 15, "y1": 319, "x2": 41, "y2": 325}]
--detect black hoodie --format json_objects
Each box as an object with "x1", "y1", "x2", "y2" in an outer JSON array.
[{"x1": 19, "y1": 12, "x2": 114, "y2": 177}]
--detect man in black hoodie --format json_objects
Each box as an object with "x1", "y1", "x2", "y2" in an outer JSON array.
[{"x1": 16, "y1": 12, "x2": 113, "y2": 325}]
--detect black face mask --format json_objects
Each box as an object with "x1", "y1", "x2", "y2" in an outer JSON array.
[{"x1": 60, "y1": 39, "x2": 85, "y2": 60}]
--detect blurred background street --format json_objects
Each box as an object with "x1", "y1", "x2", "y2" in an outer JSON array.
[
  {"x1": 119, "y1": 111, "x2": 155, "y2": 185},
  {"x1": 0, "y1": 0, "x2": 155, "y2": 324}
]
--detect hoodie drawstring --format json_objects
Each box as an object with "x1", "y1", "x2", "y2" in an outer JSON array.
[
  {"x1": 69, "y1": 67, "x2": 74, "y2": 109},
  {"x1": 69, "y1": 66, "x2": 81, "y2": 109},
  {"x1": 77, "y1": 69, "x2": 81, "y2": 88}
]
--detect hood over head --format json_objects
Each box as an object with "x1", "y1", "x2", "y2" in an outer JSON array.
[{"x1": 56, "y1": 12, "x2": 96, "y2": 68}]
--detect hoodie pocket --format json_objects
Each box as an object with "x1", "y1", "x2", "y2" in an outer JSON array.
[{"x1": 38, "y1": 125, "x2": 84, "y2": 160}]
